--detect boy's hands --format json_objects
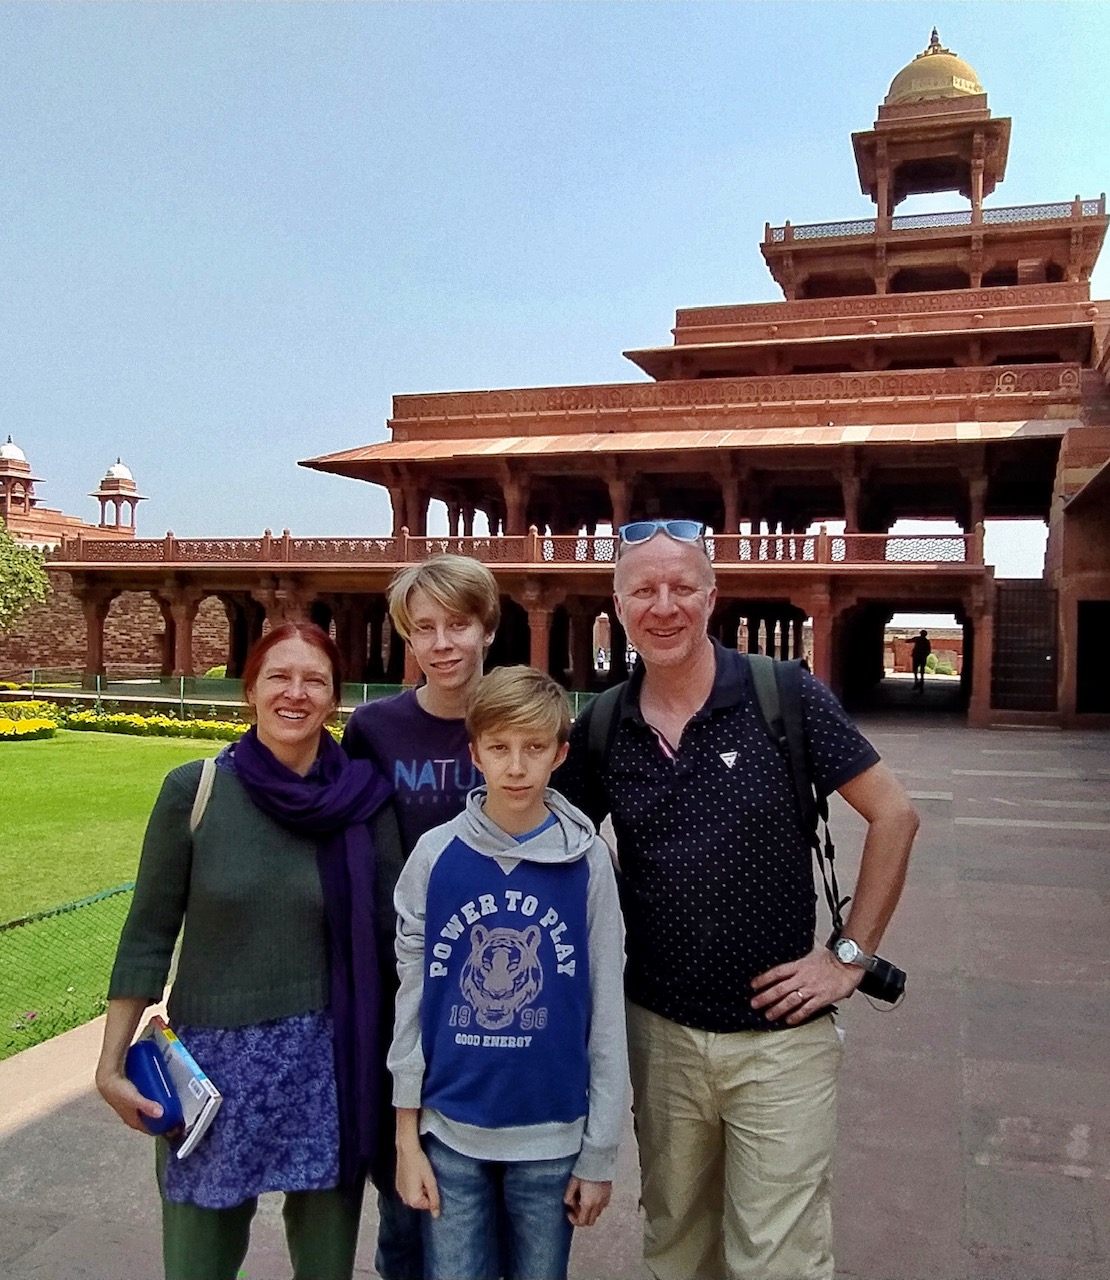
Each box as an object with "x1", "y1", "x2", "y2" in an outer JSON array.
[
  {"x1": 564, "y1": 1176, "x2": 611, "y2": 1227},
  {"x1": 396, "y1": 1144, "x2": 441, "y2": 1217},
  {"x1": 395, "y1": 1108, "x2": 440, "y2": 1217}
]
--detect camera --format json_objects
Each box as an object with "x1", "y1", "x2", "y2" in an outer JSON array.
[{"x1": 828, "y1": 932, "x2": 906, "y2": 1004}]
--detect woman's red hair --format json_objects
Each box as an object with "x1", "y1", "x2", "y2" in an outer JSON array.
[{"x1": 240, "y1": 622, "x2": 343, "y2": 703}]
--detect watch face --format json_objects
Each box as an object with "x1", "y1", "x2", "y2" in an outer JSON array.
[{"x1": 835, "y1": 939, "x2": 860, "y2": 965}]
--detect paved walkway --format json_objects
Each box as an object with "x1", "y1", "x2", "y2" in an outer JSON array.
[{"x1": 2, "y1": 715, "x2": 1107, "y2": 1279}]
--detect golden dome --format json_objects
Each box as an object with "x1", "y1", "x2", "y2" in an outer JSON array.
[{"x1": 884, "y1": 30, "x2": 984, "y2": 106}]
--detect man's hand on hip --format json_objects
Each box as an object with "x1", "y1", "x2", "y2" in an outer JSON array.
[{"x1": 750, "y1": 945, "x2": 862, "y2": 1024}]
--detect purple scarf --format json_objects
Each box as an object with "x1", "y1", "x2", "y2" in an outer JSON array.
[{"x1": 231, "y1": 727, "x2": 393, "y2": 1188}]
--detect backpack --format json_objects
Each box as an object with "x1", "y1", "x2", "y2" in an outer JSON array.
[{"x1": 582, "y1": 652, "x2": 850, "y2": 932}]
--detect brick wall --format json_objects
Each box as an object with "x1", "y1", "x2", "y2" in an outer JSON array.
[{"x1": 0, "y1": 572, "x2": 228, "y2": 678}]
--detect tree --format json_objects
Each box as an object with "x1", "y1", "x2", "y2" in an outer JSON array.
[{"x1": 0, "y1": 518, "x2": 50, "y2": 630}]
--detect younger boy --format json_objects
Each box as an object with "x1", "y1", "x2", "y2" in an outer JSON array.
[
  {"x1": 343, "y1": 554, "x2": 500, "y2": 1280},
  {"x1": 388, "y1": 666, "x2": 629, "y2": 1280}
]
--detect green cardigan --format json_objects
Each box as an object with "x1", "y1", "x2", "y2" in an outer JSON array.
[{"x1": 109, "y1": 759, "x2": 403, "y2": 1028}]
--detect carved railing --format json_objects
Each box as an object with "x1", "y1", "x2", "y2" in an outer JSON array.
[
  {"x1": 676, "y1": 281, "x2": 1091, "y2": 329},
  {"x1": 766, "y1": 195, "x2": 1106, "y2": 244},
  {"x1": 56, "y1": 530, "x2": 979, "y2": 569},
  {"x1": 392, "y1": 363, "x2": 1081, "y2": 421}
]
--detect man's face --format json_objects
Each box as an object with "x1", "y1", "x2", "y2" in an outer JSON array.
[{"x1": 613, "y1": 535, "x2": 717, "y2": 670}]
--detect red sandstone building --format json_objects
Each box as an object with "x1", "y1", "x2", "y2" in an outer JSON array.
[
  {"x1": 1, "y1": 437, "x2": 144, "y2": 551},
  {"x1": 31, "y1": 34, "x2": 1110, "y2": 725}
]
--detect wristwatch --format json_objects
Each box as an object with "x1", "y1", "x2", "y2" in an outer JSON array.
[{"x1": 833, "y1": 937, "x2": 879, "y2": 972}]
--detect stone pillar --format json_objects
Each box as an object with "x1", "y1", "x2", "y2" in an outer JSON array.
[
  {"x1": 168, "y1": 590, "x2": 201, "y2": 678},
  {"x1": 841, "y1": 472, "x2": 862, "y2": 534},
  {"x1": 967, "y1": 475, "x2": 988, "y2": 534},
  {"x1": 404, "y1": 484, "x2": 427, "y2": 538},
  {"x1": 968, "y1": 602, "x2": 994, "y2": 729},
  {"x1": 79, "y1": 589, "x2": 116, "y2": 678},
  {"x1": 606, "y1": 476, "x2": 631, "y2": 532},
  {"x1": 501, "y1": 476, "x2": 530, "y2": 537},
  {"x1": 388, "y1": 486, "x2": 406, "y2": 538},
  {"x1": 746, "y1": 612, "x2": 761, "y2": 654},
  {"x1": 779, "y1": 615, "x2": 791, "y2": 660},
  {"x1": 461, "y1": 504, "x2": 475, "y2": 538},
  {"x1": 524, "y1": 606, "x2": 552, "y2": 672},
  {"x1": 447, "y1": 502, "x2": 461, "y2": 537},
  {"x1": 792, "y1": 615, "x2": 804, "y2": 662},
  {"x1": 334, "y1": 598, "x2": 370, "y2": 685},
  {"x1": 807, "y1": 591, "x2": 833, "y2": 686}
]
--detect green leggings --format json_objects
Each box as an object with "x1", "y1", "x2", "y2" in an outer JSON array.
[{"x1": 156, "y1": 1145, "x2": 364, "y2": 1280}]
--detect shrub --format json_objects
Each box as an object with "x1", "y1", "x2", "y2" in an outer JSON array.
[
  {"x1": 924, "y1": 653, "x2": 938, "y2": 673},
  {"x1": 0, "y1": 680, "x2": 20, "y2": 691},
  {"x1": 0, "y1": 718, "x2": 57, "y2": 741},
  {"x1": 935, "y1": 661, "x2": 955, "y2": 676},
  {"x1": 204, "y1": 665, "x2": 227, "y2": 679},
  {"x1": 0, "y1": 700, "x2": 60, "y2": 722}
]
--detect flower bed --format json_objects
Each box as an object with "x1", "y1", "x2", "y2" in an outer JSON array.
[
  {"x1": 0, "y1": 700, "x2": 60, "y2": 721},
  {"x1": 61, "y1": 710, "x2": 250, "y2": 741},
  {"x1": 0, "y1": 718, "x2": 57, "y2": 741}
]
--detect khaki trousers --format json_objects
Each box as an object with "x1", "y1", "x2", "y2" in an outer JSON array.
[{"x1": 626, "y1": 1001, "x2": 842, "y2": 1280}]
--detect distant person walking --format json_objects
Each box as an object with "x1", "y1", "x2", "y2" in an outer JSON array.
[{"x1": 911, "y1": 630, "x2": 931, "y2": 693}]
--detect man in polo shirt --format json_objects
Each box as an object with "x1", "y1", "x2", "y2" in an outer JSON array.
[{"x1": 556, "y1": 520, "x2": 919, "y2": 1280}]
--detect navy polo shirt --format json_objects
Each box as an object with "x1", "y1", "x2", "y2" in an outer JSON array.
[{"x1": 557, "y1": 642, "x2": 879, "y2": 1033}]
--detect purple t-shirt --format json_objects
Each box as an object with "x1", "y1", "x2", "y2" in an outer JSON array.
[{"x1": 342, "y1": 689, "x2": 480, "y2": 854}]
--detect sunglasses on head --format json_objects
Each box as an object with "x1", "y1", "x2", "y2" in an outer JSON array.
[{"x1": 617, "y1": 520, "x2": 707, "y2": 548}]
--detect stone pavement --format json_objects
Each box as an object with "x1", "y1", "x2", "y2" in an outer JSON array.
[{"x1": 1, "y1": 713, "x2": 1108, "y2": 1279}]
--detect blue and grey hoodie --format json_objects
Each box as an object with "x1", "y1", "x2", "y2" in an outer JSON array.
[{"x1": 388, "y1": 787, "x2": 629, "y2": 1182}]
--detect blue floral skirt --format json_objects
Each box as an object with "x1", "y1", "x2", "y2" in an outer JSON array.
[{"x1": 161, "y1": 1009, "x2": 340, "y2": 1209}]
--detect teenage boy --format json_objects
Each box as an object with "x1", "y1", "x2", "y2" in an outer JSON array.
[
  {"x1": 388, "y1": 666, "x2": 629, "y2": 1280},
  {"x1": 343, "y1": 554, "x2": 500, "y2": 1280}
]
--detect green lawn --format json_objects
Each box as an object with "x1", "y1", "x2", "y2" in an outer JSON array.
[{"x1": 0, "y1": 730, "x2": 222, "y2": 922}]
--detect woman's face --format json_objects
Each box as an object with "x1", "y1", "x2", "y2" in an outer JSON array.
[{"x1": 246, "y1": 636, "x2": 338, "y2": 758}]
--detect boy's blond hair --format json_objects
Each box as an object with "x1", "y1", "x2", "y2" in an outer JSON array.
[
  {"x1": 387, "y1": 555, "x2": 501, "y2": 641},
  {"x1": 466, "y1": 665, "x2": 572, "y2": 746}
]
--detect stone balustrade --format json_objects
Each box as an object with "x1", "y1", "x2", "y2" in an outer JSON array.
[{"x1": 55, "y1": 529, "x2": 981, "y2": 569}]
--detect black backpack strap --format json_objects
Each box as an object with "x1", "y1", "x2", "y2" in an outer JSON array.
[
  {"x1": 747, "y1": 653, "x2": 849, "y2": 934},
  {"x1": 580, "y1": 681, "x2": 626, "y2": 821}
]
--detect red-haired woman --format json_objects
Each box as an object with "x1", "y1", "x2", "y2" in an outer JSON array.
[{"x1": 96, "y1": 623, "x2": 400, "y2": 1280}]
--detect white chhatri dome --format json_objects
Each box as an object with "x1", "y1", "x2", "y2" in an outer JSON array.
[
  {"x1": 1, "y1": 434, "x2": 27, "y2": 463},
  {"x1": 105, "y1": 458, "x2": 134, "y2": 482}
]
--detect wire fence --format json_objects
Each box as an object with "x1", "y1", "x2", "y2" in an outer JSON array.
[{"x1": 0, "y1": 884, "x2": 134, "y2": 1062}]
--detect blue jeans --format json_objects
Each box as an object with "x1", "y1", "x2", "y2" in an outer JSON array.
[
  {"x1": 375, "y1": 1183, "x2": 424, "y2": 1280},
  {"x1": 422, "y1": 1133, "x2": 576, "y2": 1280}
]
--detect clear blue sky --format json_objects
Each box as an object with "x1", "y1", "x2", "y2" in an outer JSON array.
[{"x1": 2, "y1": 1, "x2": 1107, "y2": 581}]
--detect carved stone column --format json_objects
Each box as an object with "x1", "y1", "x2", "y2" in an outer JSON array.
[
  {"x1": 606, "y1": 475, "x2": 631, "y2": 532},
  {"x1": 77, "y1": 586, "x2": 117, "y2": 678},
  {"x1": 841, "y1": 471, "x2": 862, "y2": 534},
  {"x1": 806, "y1": 589, "x2": 834, "y2": 686},
  {"x1": 167, "y1": 587, "x2": 202, "y2": 678},
  {"x1": 388, "y1": 486, "x2": 406, "y2": 538},
  {"x1": 500, "y1": 472, "x2": 531, "y2": 538}
]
